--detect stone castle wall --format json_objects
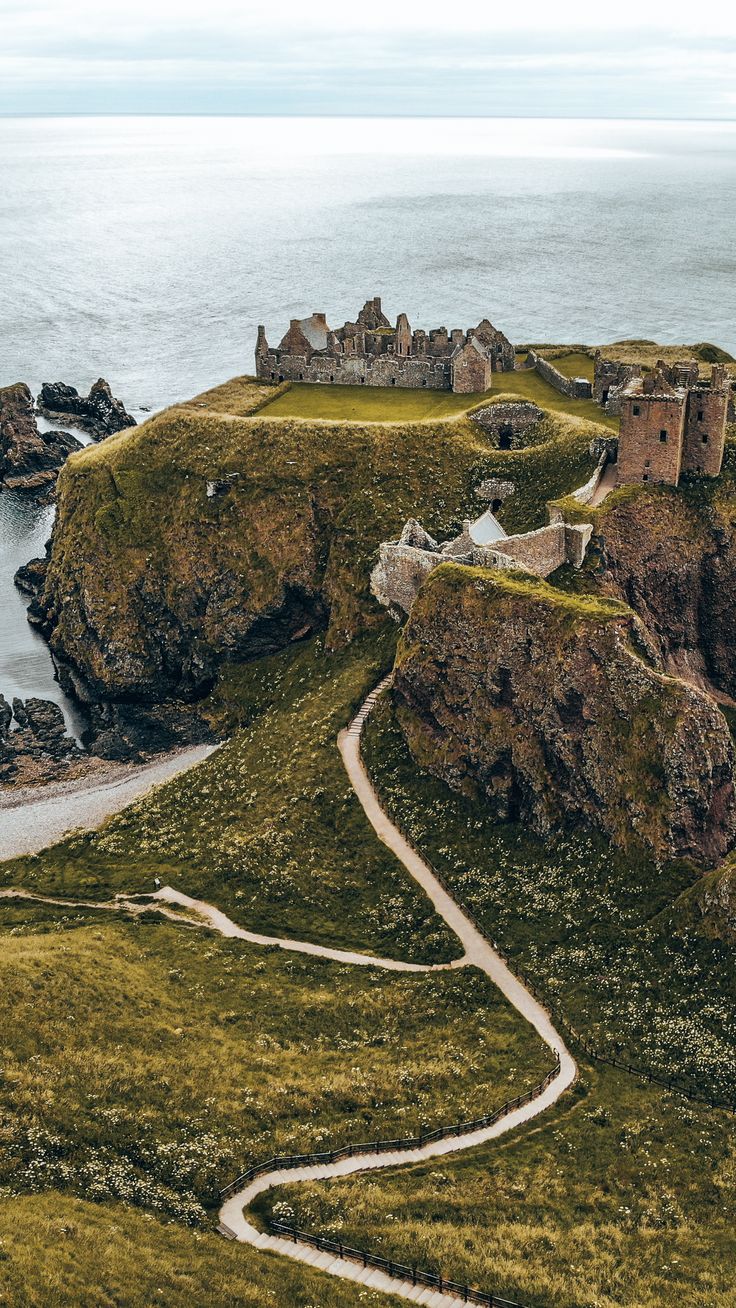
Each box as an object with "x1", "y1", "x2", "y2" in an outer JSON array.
[
  {"x1": 593, "y1": 357, "x2": 642, "y2": 413},
  {"x1": 682, "y1": 386, "x2": 730, "y2": 477},
  {"x1": 527, "y1": 349, "x2": 593, "y2": 400},
  {"x1": 261, "y1": 350, "x2": 452, "y2": 391},
  {"x1": 617, "y1": 393, "x2": 686, "y2": 485}
]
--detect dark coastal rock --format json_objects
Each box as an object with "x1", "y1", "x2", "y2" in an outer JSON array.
[
  {"x1": 0, "y1": 382, "x2": 83, "y2": 497},
  {"x1": 0, "y1": 692, "x2": 82, "y2": 783},
  {"x1": 37, "y1": 378, "x2": 136, "y2": 439},
  {"x1": 14, "y1": 556, "x2": 48, "y2": 596},
  {"x1": 85, "y1": 700, "x2": 218, "y2": 763},
  {"x1": 393, "y1": 565, "x2": 736, "y2": 868}
]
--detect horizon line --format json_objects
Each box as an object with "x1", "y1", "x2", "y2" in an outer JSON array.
[{"x1": 1, "y1": 111, "x2": 735, "y2": 124}]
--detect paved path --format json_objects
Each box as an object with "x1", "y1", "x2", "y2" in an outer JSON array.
[
  {"x1": 154, "y1": 886, "x2": 465, "y2": 972},
  {"x1": 219, "y1": 678, "x2": 577, "y2": 1308},
  {"x1": 0, "y1": 745, "x2": 215, "y2": 860}
]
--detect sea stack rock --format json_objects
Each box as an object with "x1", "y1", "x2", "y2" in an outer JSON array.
[
  {"x1": 38, "y1": 378, "x2": 136, "y2": 439},
  {"x1": 0, "y1": 382, "x2": 82, "y2": 497}
]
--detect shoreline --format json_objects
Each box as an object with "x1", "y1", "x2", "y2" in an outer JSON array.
[{"x1": 0, "y1": 743, "x2": 216, "y2": 859}]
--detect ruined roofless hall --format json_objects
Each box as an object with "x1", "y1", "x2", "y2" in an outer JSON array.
[{"x1": 255, "y1": 297, "x2": 516, "y2": 393}]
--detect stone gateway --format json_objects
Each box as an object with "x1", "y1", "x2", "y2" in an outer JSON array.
[{"x1": 255, "y1": 297, "x2": 515, "y2": 393}]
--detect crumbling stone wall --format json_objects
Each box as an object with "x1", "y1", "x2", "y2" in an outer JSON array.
[
  {"x1": 256, "y1": 298, "x2": 515, "y2": 394},
  {"x1": 527, "y1": 349, "x2": 592, "y2": 400},
  {"x1": 682, "y1": 379, "x2": 730, "y2": 477},
  {"x1": 492, "y1": 523, "x2": 567, "y2": 575},
  {"x1": 470, "y1": 401, "x2": 543, "y2": 448},
  {"x1": 593, "y1": 356, "x2": 642, "y2": 413}
]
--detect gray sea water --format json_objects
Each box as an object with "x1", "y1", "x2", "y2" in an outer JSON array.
[{"x1": 1, "y1": 114, "x2": 735, "y2": 715}]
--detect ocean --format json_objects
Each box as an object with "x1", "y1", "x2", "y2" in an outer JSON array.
[{"x1": 1, "y1": 114, "x2": 734, "y2": 717}]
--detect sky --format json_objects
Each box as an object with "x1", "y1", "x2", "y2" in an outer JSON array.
[{"x1": 1, "y1": 0, "x2": 735, "y2": 119}]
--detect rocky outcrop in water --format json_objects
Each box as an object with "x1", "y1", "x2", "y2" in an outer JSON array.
[
  {"x1": 0, "y1": 693, "x2": 83, "y2": 785},
  {"x1": 37, "y1": 379, "x2": 136, "y2": 439},
  {"x1": 393, "y1": 565, "x2": 736, "y2": 867},
  {"x1": 0, "y1": 383, "x2": 82, "y2": 498},
  {"x1": 14, "y1": 556, "x2": 48, "y2": 597}
]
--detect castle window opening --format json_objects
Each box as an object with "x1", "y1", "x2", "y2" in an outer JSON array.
[
  {"x1": 391, "y1": 377, "x2": 396, "y2": 385},
  {"x1": 698, "y1": 410, "x2": 704, "y2": 421},
  {"x1": 492, "y1": 499, "x2": 503, "y2": 514},
  {"x1": 633, "y1": 405, "x2": 640, "y2": 416},
  {"x1": 498, "y1": 424, "x2": 513, "y2": 450},
  {"x1": 702, "y1": 433, "x2": 709, "y2": 443},
  {"x1": 643, "y1": 472, "x2": 649, "y2": 481},
  {"x1": 660, "y1": 430, "x2": 668, "y2": 442},
  {"x1": 602, "y1": 388, "x2": 609, "y2": 404}
]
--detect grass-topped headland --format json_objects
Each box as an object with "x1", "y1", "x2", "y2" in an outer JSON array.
[{"x1": 41, "y1": 375, "x2": 609, "y2": 702}]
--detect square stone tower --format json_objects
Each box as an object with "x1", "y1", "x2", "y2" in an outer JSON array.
[
  {"x1": 617, "y1": 368, "x2": 687, "y2": 486},
  {"x1": 681, "y1": 365, "x2": 730, "y2": 477}
]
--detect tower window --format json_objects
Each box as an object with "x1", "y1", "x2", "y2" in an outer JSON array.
[
  {"x1": 643, "y1": 472, "x2": 649, "y2": 481},
  {"x1": 632, "y1": 405, "x2": 640, "y2": 416},
  {"x1": 660, "y1": 430, "x2": 668, "y2": 442},
  {"x1": 697, "y1": 410, "x2": 704, "y2": 421},
  {"x1": 702, "y1": 433, "x2": 709, "y2": 444}
]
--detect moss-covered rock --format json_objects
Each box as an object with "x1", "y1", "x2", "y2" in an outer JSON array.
[
  {"x1": 39, "y1": 379, "x2": 600, "y2": 702},
  {"x1": 393, "y1": 565, "x2": 736, "y2": 866}
]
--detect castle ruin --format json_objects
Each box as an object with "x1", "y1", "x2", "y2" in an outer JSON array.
[
  {"x1": 255, "y1": 297, "x2": 515, "y2": 394},
  {"x1": 615, "y1": 362, "x2": 729, "y2": 487}
]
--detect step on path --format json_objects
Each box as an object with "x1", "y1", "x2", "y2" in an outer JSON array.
[{"x1": 218, "y1": 678, "x2": 577, "y2": 1308}]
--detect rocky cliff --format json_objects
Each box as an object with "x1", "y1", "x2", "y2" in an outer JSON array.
[
  {"x1": 393, "y1": 565, "x2": 736, "y2": 867},
  {"x1": 0, "y1": 383, "x2": 82, "y2": 498},
  {"x1": 590, "y1": 455, "x2": 736, "y2": 701},
  {"x1": 37, "y1": 382, "x2": 599, "y2": 704},
  {"x1": 37, "y1": 379, "x2": 136, "y2": 439}
]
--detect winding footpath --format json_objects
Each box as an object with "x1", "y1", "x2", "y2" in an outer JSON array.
[
  {"x1": 219, "y1": 680, "x2": 577, "y2": 1307},
  {"x1": 0, "y1": 678, "x2": 577, "y2": 1308}
]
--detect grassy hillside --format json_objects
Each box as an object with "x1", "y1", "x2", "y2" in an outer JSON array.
[
  {"x1": 361, "y1": 696, "x2": 736, "y2": 1101},
  {"x1": 0, "y1": 902, "x2": 548, "y2": 1221},
  {"x1": 261, "y1": 1063, "x2": 736, "y2": 1308},
  {"x1": 0, "y1": 634, "x2": 460, "y2": 963},
  {"x1": 0, "y1": 1193, "x2": 406, "y2": 1307}
]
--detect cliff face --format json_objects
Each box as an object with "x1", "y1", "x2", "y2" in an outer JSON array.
[
  {"x1": 593, "y1": 470, "x2": 736, "y2": 701},
  {"x1": 394, "y1": 566, "x2": 736, "y2": 867},
  {"x1": 38, "y1": 386, "x2": 598, "y2": 703}
]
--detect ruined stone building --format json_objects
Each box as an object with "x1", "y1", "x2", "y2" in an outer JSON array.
[
  {"x1": 255, "y1": 297, "x2": 515, "y2": 393},
  {"x1": 616, "y1": 363, "x2": 729, "y2": 487},
  {"x1": 372, "y1": 510, "x2": 593, "y2": 617}
]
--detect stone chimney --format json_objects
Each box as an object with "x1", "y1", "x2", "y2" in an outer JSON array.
[{"x1": 256, "y1": 325, "x2": 268, "y2": 354}]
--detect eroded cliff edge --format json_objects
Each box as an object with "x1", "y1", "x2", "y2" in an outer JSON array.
[
  {"x1": 35, "y1": 383, "x2": 598, "y2": 704},
  {"x1": 393, "y1": 566, "x2": 736, "y2": 867}
]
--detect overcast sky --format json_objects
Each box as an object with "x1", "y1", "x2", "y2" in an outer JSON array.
[{"x1": 1, "y1": 0, "x2": 735, "y2": 118}]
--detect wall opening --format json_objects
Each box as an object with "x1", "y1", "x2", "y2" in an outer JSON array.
[{"x1": 498, "y1": 424, "x2": 513, "y2": 450}]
